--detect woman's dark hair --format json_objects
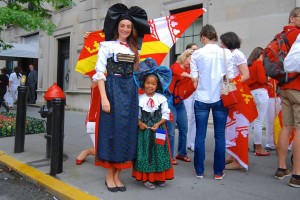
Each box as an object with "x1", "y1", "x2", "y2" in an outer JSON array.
[
  {"x1": 1, "y1": 67, "x2": 7, "y2": 74},
  {"x1": 186, "y1": 43, "x2": 197, "y2": 50},
  {"x1": 14, "y1": 66, "x2": 21, "y2": 78},
  {"x1": 220, "y1": 32, "x2": 241, "y2": 49},
  {"x1": 200, "y1": 24, "x2": 218, "y2": 42},
  {"x1": 143, "y1": 73, "x2": 162, "y2": 93},
  {"x1": 247, "y1": 47, "x2": 263, "y2": 66}
]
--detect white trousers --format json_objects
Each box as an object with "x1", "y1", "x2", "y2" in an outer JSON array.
[
  {"x1": 184, "y1": 93, "x2": 196, "y2": 150},
  {"x1": 265, "y1": 97, "x2": 281, "y2": 148},
  {"x1": 249, "y1": 88, "x2": 269, "y2": 145}
]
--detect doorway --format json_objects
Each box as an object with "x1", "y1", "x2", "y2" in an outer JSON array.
[{"x1": 57, "y1": 37, "x2": 70, "y2": 91}]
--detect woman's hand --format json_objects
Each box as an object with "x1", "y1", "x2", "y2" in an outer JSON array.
[
  {"x1": 138, "y1": 121, "x2": 147, "y2": 130},
  {"x1": 101, "y1": 97, "x2": 110, "y2": 113},
  {"x1": 84, "y1": 32, "x2": 91, "y2": 39},
  {"x1": 151, "y1": 123, "x2": 160, "y2": 131}
]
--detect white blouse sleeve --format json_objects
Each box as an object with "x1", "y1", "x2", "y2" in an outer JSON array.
[
  {"x1": 138, "y1": 107, "x2": 142, "y2": 119},
  {"x1": 160, "y1": 95, "x2": 170, "y2": 120},
  {"x1": 190, "y1": 52, "x2": 199, "y2": 79},
  {"x1": 92, "y1": 42, "x2": 112, "y2": 82}
]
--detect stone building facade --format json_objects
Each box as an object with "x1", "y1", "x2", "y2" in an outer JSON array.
[{"x1": 0, "y1": 0, "x2": 299, "y2": 110}]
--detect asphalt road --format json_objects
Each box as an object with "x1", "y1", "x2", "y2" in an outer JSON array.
[{"x1": 0, "y1": 164, "x2": 57, "y2": 200}]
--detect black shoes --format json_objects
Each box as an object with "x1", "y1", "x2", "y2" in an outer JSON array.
[
  {"x1": 105, "y1": 181, "x2": 118, "y2": 192},
  {"x1": 117, "y1": 185, "x2": 126, "y2": 192}
]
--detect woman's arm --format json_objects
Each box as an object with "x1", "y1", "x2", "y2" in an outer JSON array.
[
  {"x1": 151, "y1": 119, "x2": 167, "y2": 131},
  {"x1": 238, "y1": 63, "x2": 250, "y2": 82},
  {"x1": 97, "y1": 79, "x2": 110, "y2": 113},
  {"x1": 8, "y1": 80, "x2": 12, "y2": 92},
  {"x1": 256, "y1": 61, "x2": 268, "y2": 84}
]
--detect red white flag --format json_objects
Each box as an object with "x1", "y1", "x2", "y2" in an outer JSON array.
[{"x1": 155, "y1": 129, "x2": 166, "y2": 145}]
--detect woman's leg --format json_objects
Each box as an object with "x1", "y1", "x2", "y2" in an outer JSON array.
[
  {"x1": 176, "y1": 102, "x2": 188, "y2": 157},
  {"x1": 252, "y1": 89, "x2": 269, "y2": 153},
  {"x1": 194, "y1": 101, "x2": 210, "y2": 176},
  {"x1": 212, "y1": 100, "x2": 228, "y2": 176},
  {"x1": 76, "y1": 147, "x2": 95, "y2": 161},
  {"x1": 166, "y1": 103, "x2": 177, "y2": 158},
  {"x1": 106, "y1": 168, "x2": 116, "y2": 187},
  {"x1": 113, "y1": 169, "x2": 124, "y2": 187}
]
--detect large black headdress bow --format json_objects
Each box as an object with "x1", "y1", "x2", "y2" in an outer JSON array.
[{"x1": 103, "y1": 3, "x2": 150, "y2": 46}]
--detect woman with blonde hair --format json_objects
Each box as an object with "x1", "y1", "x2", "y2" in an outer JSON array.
[{"x1": 167, "y1": 49, "x2": 196, "y2": 165}]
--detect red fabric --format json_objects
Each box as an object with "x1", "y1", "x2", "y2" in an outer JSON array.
[
  {"x1": 132, "y1": 168, "x2": 174, "y2": 182},
  {"x1": 280, "y1": 26, "x2": 300, "y2": 91},
  {"x1": 233, "y1": 75, "x2": 258, "y2": 123},
  {"x1": 168, "y1": 63, "x2": 195, "y2": 102},
  {"x1": 85, "y1": 86, "x2": 100, "y2": 124},
  {"x1": 245, "y1": 60, "x2": 268, "y2": 91},
  {"x1": 267, "y1": 78, "x2": 278, "y2": 98},
  {"x1": 147, "y1": 98, "x2": 154, "y2": 108},
  {"x1": 227, "y1": 126, "x2": 249, "y2": 169}
]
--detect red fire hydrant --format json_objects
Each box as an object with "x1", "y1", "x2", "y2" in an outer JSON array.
[{"x1": 39, "y1": 83, "x2": 66, "y2": 176}]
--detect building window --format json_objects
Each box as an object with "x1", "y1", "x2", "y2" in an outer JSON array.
[{"x1": 169, "y1": 4, "x2": 203, "y2": 64}]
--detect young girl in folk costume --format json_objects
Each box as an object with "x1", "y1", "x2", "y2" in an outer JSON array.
[
  {"x1": 132, "y1": 58, "x2": 174, "y2": 190},
  {"x1": 92, "y1": 3, "x2": 150, "y2": 192}
]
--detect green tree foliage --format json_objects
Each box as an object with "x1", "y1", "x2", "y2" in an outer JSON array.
[{"x1": 0, "y1": 0, "x2": 74, "y2": 49}]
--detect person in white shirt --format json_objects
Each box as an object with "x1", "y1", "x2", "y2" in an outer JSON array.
[
  {"x1": 7, "y1": 67, "x2": 21, "y2": 109},
  {"x1": 190, "y1": 24, "x2": 234, "y2": 180}
]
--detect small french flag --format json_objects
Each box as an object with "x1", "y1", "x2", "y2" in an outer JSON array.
[{"x1": 155, "y1": 129, "x2": 166, "y2": 145}]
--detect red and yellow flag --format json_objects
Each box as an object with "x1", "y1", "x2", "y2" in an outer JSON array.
[
  {"x1": 233, "y1": 75, "x2": 258, "y2": 122},
  {"x1": 274, "y1": 111, "x2": 295, "y2": 147},
  {"x1": 75, "y1": 8, "x2": 206, "y2": 76},
  {"x1": 75, "y1": 30, "x2": 105, "y2": 77}
]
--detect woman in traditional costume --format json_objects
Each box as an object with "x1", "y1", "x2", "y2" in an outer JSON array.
[{"x1": 92, "y1": 3, "x2": 150, "y2": 192}]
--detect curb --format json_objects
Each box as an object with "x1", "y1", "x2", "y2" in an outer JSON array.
[{"x1": 0, "y1": 150, "x2": 99, "y2": 200}]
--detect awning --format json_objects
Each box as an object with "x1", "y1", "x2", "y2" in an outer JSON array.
[{"x1": 0, "y1": 43, "x2": 39, "y2": 59}]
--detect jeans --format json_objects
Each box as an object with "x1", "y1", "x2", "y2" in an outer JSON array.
[
  {"x1": 194, "y1": 100, "x2": 228, "y2": 176},
  {"x1": 166, "y1": 101, "x2": 188, "y2": 158}
]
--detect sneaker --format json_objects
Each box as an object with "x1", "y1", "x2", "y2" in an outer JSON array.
[
  {"x1": 274, "y1": 169, "x2": 291, "y2": 180},
  {"x1": 214, "y1": 172, "x2": 225, "y2": 180},
  {"x1": 289, "y1": 176, "x2": 300, "y2": 188},
  {"x1": 264, "y1": 146, "x2": 276, "y2": 151},
  {"x1": 194, "y1": 171, "x2": 204, "y2": 179}
]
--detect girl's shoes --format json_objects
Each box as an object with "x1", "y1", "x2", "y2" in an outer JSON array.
[
  {"x1": 171, "y1": 158, "x2": 178, "y2": 165},
  {"x1": 144, "y1": 181, "x2": 155, "y2": 190}
]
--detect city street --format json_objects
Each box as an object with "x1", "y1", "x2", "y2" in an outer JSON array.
[
  {"x1": 0, "y1": 164, "x2": 55, "y2": 200},
  {"x1": 0, "y1": 106, "x2": 299, "y2": 200}
]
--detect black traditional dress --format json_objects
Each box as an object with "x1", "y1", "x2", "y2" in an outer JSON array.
[{"x1": 93, "y1": 41, "x2": 139, "y2": 169}]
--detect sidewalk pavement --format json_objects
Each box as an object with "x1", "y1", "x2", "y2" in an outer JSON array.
[{"x1": 0, "y1": 106, "x2": 299, "y2": 200}]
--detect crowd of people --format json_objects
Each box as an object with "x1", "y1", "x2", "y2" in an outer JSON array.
[
  {"x1": 75, "y1": 3, "x2": 300, "y2": 192},
  {"x1": 0, "y1": 64, "x2": 38, "y2": 113}
]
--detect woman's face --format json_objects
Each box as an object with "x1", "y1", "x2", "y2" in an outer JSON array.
[
  {"x1": 220, "y1": 41, "x2": 226, "y2": 48},
  {"x1": 118, "y1": 19, "x2": 132, "y2": 41}
]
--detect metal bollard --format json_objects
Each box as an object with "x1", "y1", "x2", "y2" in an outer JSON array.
[
  {"x1": 49, "y1": 98, "x2": 65, "y2": 176},
  {"x1": 14, "y1": 77, "x2": 28, "y2": 153}
]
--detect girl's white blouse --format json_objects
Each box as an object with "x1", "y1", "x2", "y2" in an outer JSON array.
[
  {"x1": 92, "y1": 40, "x2": 134, "y2": 82},
  {"x1": 138, "y1": 93, "x2": 170, "y2": 120}
]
